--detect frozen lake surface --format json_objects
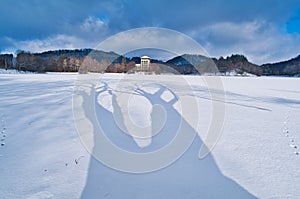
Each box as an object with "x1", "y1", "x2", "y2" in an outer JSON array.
[{"x1": 0, "y1": 72, "x2": 299, "y2": 198}]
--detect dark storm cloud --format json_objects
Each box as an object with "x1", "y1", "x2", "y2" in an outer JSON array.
[
  {"x1": 1, "y1": 0, "x2": 300, "y2": 63},
  {"x1": 1, "y1": 0, "x2": 299, "y2": 38},
  {"x1": 115, "y1": 0, "x2": 300, "y2": 31},
  {"x1": 0, "y1": 0, "x2": 106, "y2": 38}
]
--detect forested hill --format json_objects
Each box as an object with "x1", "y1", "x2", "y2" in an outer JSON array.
[
  {"x1": 0, "y1": 49, "x2": 299, "y2": 76},
  {"x1": 262, "y1": 55, "x2": 300, "y2": 76}
]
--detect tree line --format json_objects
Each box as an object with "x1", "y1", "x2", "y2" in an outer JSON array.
[{"x1": 0, "y1": 49, "x2": 299, "y2": 76}]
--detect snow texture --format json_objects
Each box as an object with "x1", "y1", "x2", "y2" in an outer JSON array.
[{"x1": 0, "y1": 73, "x2": 299, "y2": 199}]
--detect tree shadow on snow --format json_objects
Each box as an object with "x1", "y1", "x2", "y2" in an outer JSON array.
[{"x1": 79, "y1": 81, "x2": 257, "y2": 199}]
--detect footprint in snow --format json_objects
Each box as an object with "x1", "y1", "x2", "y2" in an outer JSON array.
[
  {"x1": 283, "y1": 129, "x2": 288, "y2": 133},
  {"x1": 290, "y1": 144, "x2": 297, "y2": 149},
  {"x1": 75, "y1": 156, "x2": 84, "y2": 164},
  {"x1": 282, "y1": 110, "x2": 299, "y2": 156}
]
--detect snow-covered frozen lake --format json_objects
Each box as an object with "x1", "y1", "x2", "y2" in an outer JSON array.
[{"x1": 0, "y1": 72, "x2": 300, "y2": 199}]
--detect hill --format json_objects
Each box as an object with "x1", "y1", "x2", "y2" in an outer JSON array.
[
  {"x1": 262, "y1": 55, "x2": 300, "y2": 76},
  {"x1": 167, "y1": 54, "x2": 263, "y2": 75},
  {"x1": 0, "y1": 49, "x2": 300, "y2": 76}
]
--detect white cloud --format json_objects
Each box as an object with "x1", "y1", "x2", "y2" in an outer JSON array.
[
  {"x1": 80, "y1": 16, "x2": 106, "y2": 32},
  {"x1": 97, "y1": 27, "x2": 209, "y2": 57},
  {"x1": 3, "y1": 21, "x2": 300, "y2": 65},
  {"x1": 193, "y1": 21, "x2": 300, "y2": 64},
  {"x1": 6, "y1": 35, "x2": 94, "y2": 53}
]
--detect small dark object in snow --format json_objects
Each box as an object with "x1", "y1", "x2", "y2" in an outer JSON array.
[
  {"x1": 65, "y1": 163, "x2": 68, "y2": 166},
  {"x1": 75, "y1": 156, "x2": 84, "y2": 165},
  {"x1": 1, "y1": 143, "x2": 4, "y2": 146},
  {"x1": 295, "y1": 152, "x2": 299, "y2": 155},
  {"x1": 44, "y1": 169, "x2": 47, "y2": 172}
]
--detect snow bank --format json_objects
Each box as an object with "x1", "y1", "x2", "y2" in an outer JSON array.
[{"x1": 0, "y1": 68, "x2": 36, "y2": 74}]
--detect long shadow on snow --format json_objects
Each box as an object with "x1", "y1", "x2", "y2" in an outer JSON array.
[{"x1": 80, "y1": 82, "x2": 257, "y2": 199}]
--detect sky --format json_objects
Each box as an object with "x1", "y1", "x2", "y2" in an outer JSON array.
[{"x1": 0, "y1": 0, "x2": 300, "y2": 64}]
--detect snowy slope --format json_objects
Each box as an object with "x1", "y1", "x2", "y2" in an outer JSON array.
[{"x1": 0, "y1": 73, "x2": 300, "y2": 199}]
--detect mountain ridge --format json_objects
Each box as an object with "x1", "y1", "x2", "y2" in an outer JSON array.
[{"x1": 0, "y1": 49, "x2": 299, "y2": 76}]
